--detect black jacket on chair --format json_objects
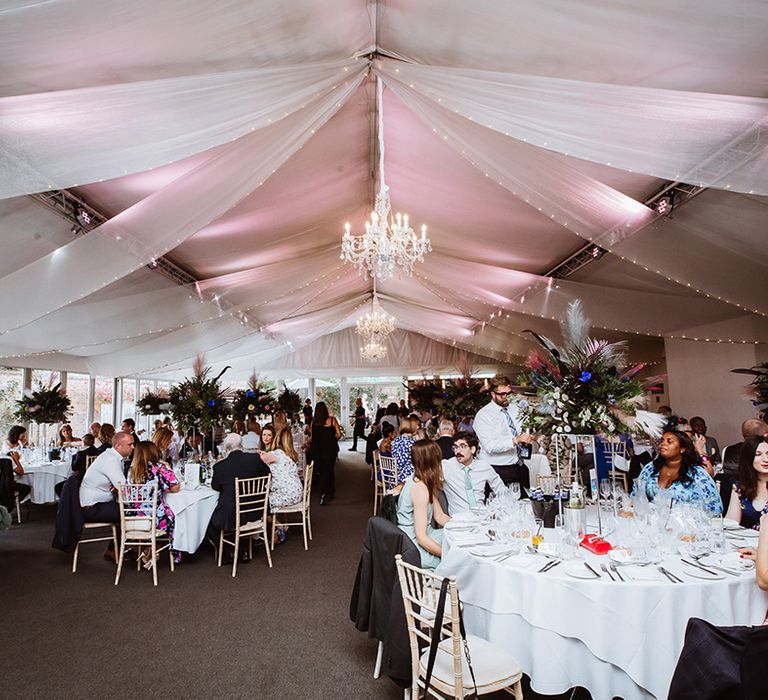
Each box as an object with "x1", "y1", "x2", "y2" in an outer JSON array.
[
  {"x1": 51, "y1": 475, "x2": 84, "y2": 553},
  {"x1": 349, "y1": 516, "x2": 422, "y2": 687},
  {"x1": 0, "y1": 457, "x2": 16, "y2": 510},
  {"x1": 72, "y1": 445, "x2": 102, "y2": 480},
  {"x1": 209, "y1": 450, "x2": 269, "y2": 532}
]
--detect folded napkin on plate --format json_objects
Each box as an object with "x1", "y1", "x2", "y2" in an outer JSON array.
[{"x1": 451, "y1": 532, "x2": 489, "y2": 546}]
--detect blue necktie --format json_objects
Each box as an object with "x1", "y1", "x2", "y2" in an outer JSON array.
[
  {"x1": 502, "y1": 407, "x2": 517, "y2": 436},
  {"x1": 463, "y1": 467, "x2": 478, "y2": 508}
]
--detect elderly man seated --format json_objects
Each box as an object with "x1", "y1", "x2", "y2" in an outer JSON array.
[
  {"x1": 207, "y1": 433, "x2": 270, "y2": 563},
  {"x1": 435, "y1": 419, "x2": 455, "y2": 460},
  {"x1": 442, "y1": 431, "x2": 506, "y2": 513}
]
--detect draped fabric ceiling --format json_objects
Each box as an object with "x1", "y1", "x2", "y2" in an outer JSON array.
[{"x1": 1, "y1": 0, "x2": 767, "y2": 380}]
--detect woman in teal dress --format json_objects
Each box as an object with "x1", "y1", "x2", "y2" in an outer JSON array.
[{"x1": 396, "y1": 439, "x2": 450, "y2": 569}]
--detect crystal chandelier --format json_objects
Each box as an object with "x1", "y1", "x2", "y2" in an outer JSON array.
[
  {"x1": 356, "y1": 278, "x2": 395, "y2": 339},
  {"x1": 341, "y1": 78, "x2": 431, "y2": 280},
  {"x1": 360, "y1": 338, "x2": 387, "y2": 362}
]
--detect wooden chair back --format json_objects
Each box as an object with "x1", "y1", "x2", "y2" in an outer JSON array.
[
  {"x1": 378, "y1": 455, "x2": 400, "y2": 492},
  {"x1": 117, "y1": 482, "x2": 158, "y2": 534},
  {"x1": 235, "y1": 474, "x2": 271, "y2": 528},
  {"x1": 85, "y1": 455, "x2": 98, "y2": 469}
]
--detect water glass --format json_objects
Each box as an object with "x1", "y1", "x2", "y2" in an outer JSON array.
[{"x1": 509, "y1": 482, "x2": 521, "y2": 501}]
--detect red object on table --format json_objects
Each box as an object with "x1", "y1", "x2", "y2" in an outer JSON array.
[{"x1": 580, "y1": 533, "x2": 613, "y2": 555}]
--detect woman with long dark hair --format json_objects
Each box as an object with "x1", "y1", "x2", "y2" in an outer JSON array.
[
  {"x1": 396, "y1": 439, "x2": 450, "y2": 569},
  {"x1": 632, "y1": 430, "x2": 721, "y2": 514},
  {"x1": 309, "y1": 401, "x2": 341, "y2": 505},
  {"x1": 725, "y1": 435, "x2": 768, "y2": 529}
]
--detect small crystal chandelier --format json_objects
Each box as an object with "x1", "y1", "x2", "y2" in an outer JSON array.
[
  {"x1": 360, "y1": 338, "x2": 388, "y2": 362},
  {"x1": 356, "y1": 277, "x2": 395, "y2": 339},
  {"x1": 341, "y1": 77, "x2": 431, "y2": 280}
]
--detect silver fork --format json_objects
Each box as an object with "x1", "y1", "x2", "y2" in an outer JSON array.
[
  {"x1": 601, "y1": 563, "x2": 616, "y2": 581},
  {"x1": 609, "y1": 561, "x2": 626, "y2": 582}
]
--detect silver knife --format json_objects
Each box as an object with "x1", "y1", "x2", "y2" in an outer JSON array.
[
  {"x1": 684, "y1": 559, "x2": 740, "y2": 577},
  {"x1": 657, "y1": 566, "x2": 683, "y2": 583},
  {"x1": 681, "y1": 558, "x2": 721, "y2": 576},
  {"x1": 584, "y1": 562, "x2": 602, "y2": 578}
]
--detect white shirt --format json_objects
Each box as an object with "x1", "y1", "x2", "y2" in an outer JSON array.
[
  {"x1": 442, "y1": 456, "x2": 505, "y2": 513},
  {"x1": 242, "y1": 431, "x2": 260, "y2": 450},
  {"x1": 2, "y1": 440, "x2": 21, "y2": 455},
  {"x1": 473, "y1": 399, "x2": 523, "y2": 466},
  {"x1": 79, "y1": 447, "x2": 125, "y2": 507}
]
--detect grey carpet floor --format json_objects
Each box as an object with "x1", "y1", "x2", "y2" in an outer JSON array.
[{"x1": 0, "y1": 446, "x2": 587, "y2": 699}]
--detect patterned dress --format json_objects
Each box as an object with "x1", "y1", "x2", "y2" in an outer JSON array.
[
  {"x1": 391, "y1": 435, "x2": 416, "y2": 484},
  {"x1": 130, "y1": 461, "x2": 179, "y2": 541},
  {"x1": 268, "y1": 449, "x2": 303, "y2": 509},
  {"x1": 732, "y1": 482, "x2": 768, "y2": 530},
  {"x1": 633, "y1": 463, "x2": 722, "y2": 515}
]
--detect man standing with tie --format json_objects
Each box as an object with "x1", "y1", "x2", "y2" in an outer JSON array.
[
  {"x1": 442, "y1": 432, "x2": 505, "y2": 513},
  {"x1": 473, "y1": 375, "x2": 533, "y2": 489}
]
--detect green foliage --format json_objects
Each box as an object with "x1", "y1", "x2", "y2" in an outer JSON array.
[
  {"x1": 407, "y1": 377, "x2": 487, "y2": 418},
  {"x1": 732, "y1": 362, "x2": 768, "y2": 422},
  {"x1": 168, "y1": 360, "x2": 231, "y2": 433},
  {"x1": 518, "y1": 301, "x2": 664, "y2": 438},
  {"x1": 14, "y1": 382, "x2": 72, "y2": 425},
  {"x1": 231, "y1": 373, "x2": 275, "y2": 421},
  {"x1": 137, "y1": 390, "x2": 170, "y2": 416},
  {"x1": 277, "y1": 383, "x2": 302, "y2": 415}
]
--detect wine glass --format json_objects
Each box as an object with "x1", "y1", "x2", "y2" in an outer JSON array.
[
  {"x1": 599, "y1": 478, "x2": 612, "y2": 506},
  {"x1": 509, "y1": 482, "x2": 521, "y2": 501}
]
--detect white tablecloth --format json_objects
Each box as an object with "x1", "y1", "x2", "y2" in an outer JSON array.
[
  {"x1": 438, "y1": 526, "x2": 768, "y2": 699},
  {"x1": 166, "y1": 486, "x2": 218, "y2": 553},
  {"x1": 16, "y1": 461, "x2": 71, "y2": 503}
]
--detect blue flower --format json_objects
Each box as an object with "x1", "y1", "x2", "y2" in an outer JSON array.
[
  {"x1": 579, "y1": 371, "x2": 592, "y2": 382},
  {"x1": 519, "y1": 399, "x2": 529, "y2": 409},
  {"x1": 245, "y1": 389, "x2": 255, "y2": 398},
  {"x1": 207, "y1": 399, "x2": 216, "y2": 407}
]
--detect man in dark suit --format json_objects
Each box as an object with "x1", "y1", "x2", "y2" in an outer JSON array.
[
  {"x1": 435, "y1": 419, "x2": 455, "y2": 460},
  {"x1": 208, "y1": 434, "x2": 269, "y2": 561}
]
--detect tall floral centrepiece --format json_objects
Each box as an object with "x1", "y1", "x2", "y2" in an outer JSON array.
[
  {"x1": 15, "y1": 375, "x2": 71, "y2": 425},
  {"x1": 231, "y1": 372, "x2": 275, "y2": 422},
  {"x1": 168, "y1": 354, "x2": 232, "y2": 434},
  {"x1": 519, "y1": 301, "x2": 665, "y2": 438}
]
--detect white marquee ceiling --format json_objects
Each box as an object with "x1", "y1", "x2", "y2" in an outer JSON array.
[{"x1": 0, "y1": 0, "x2": 766, "y2": 380}]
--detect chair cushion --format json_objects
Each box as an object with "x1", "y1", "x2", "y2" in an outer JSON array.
[
  {"x1": 240, "y1": 519, "x2": 264, "y2": 533},
  {"x1": 83, "y1": 522, "x2": 115, "y2": 529},
  {"x1": 272, "y1": 502, "x2": 303, "y2": 514},
  {"x1": 125, "y1": 528, "x2": 166, "y2": 539},
  {"x1": 419, "y1": 634, "x2": 522, "y2": 692}
]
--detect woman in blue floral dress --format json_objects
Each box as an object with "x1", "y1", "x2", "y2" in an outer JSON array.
[
  {"x1": 391, "y1": 416, "x2": 421, "y2": 484},
  {"x1": 632, "y1": 430, "x2": 721, "y2": 515},
  {"x1": 128, "y1": 441, "x2": 181, "y2": 564}
]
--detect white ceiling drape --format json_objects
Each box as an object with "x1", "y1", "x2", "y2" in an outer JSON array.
[{"x1": 0, "y1": 1, "x2": 765, "y2": 379}]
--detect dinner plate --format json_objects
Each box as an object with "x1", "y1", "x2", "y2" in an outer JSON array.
[
  {"x1": 680, "y1": 564, "x2": 725, "y2": 580},
  {"x1": 609, "y1": 548, "x2": 650, "y2": 566},
  {"x1": 449, "y1": 512, "x2": 481, "y2": 525},
  {"x1": 563, "y1": 562, "x2": 598, "y2": 579},
  {"x1": 702, "y1": 553, "x2": 755, "y2": 572},
  {"x1": 469, "y1": 543, "x2": 513, "y2": 558}
]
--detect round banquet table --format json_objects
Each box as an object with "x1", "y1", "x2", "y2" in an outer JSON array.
[
  {"x1": 437, "y1": 521, "x2": 768, "y2": 700},
  {"x1": 16, "y1": 460, "x2": 71, "y2": 503},
  {"x1": 165, "y1": 485, "x2": 218, "y2": 553}
]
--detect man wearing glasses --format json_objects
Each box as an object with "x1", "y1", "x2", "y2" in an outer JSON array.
[
  {"x1": 442, "y1": 432, "x2": 505, "y2": 513},
  {"x1": 473, "y1": 374, "x2": 533, "y2": 489}
]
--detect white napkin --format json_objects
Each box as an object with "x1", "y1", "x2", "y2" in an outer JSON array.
[
  {"x1": 623, "y1": 566, "x2": 662, "y2": 582},
  {"x1": 451, "y1": 531, "x2": 489, "y2": 546}
]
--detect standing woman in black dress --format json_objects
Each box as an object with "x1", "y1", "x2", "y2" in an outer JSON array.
[{"x1": 310, "y1": 401, "x2": 341, "y2": 505}]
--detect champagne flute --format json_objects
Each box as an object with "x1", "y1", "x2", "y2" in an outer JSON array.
[
  {"x1": 599, "y1": 478, "x2": 612, "y2": 511},
  {"x1": 510, "y1": 482, "x2": 521, "y2": 501}
]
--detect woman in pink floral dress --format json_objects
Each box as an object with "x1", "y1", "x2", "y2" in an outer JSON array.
[{"x1": 128, "y1": 441, "x2": 181, "y2": 564}]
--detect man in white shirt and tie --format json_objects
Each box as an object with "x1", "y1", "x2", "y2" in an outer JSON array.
[
  {"x1": 442, "y1": 432, "x2": 505, "y2": 513},
  {"x1": 80, "y1": 431, "x2": 135, "y2": 521},
  {"x1": 473, "y1": 374, "x2": 533, "y2": 489}
]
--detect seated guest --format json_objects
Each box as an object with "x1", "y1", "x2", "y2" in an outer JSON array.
[
  {"x1": 379, "y1": 402, "x2": 400, "y2": 433},
  {"x1": 436, "y1": 419, "x2": 455, "y2": 460},
  {"x1": 79, "y1": 432, "x2": 135, "y2": 560},
  {"x1": 690, "y1": 416, "x2": 721, "y2": 466},
  {"x1": 151, "y1": 426, "x2": 176, "y2": 463},
  {"x1": 392, "y1": 417, "x2": 420, "y2": 483},
  {"x1": 2, "y1": 425, "x2": 31, "y2": 504},
  {"x1": 378, "y1": 422, "x2": 395, "y2": 457},
  {"x1": 442, "y1": 431, "x2": 505, "y2": 513},
  {"x1": 209, "y1": 434, "x2": 270, "y2": 535},
  {"x1": 364, "y1": 421, "x2": 381, "y2": 469},
  {"x1": 633, "y1": 430, "x2": 722, "y2": 515},
  {"x1": 232, "y1": 419, "x2": 246, "y2": 436},
  {"x1": 89, "y1": 422, "x2": 102, "y2": 447},
  {"x1": 58, "y1": 423, "x2": 81, "y2": 447},
  {"x1": 260, "y1": 423, "x2": 276, "y2": 452},
  {"x1": 740, "y1": 513, "x2": 768, "y2": 591},
  {"x1": 54, "y1": 434, "x2": 100, "y2": 496},
  {"x1": 121, "y1": 417, "x2": 140, "y2": 442},
  {"x1": 720, "y1": 419, "x2": 768, "y2": 512},
  {"x1": 97, "y1": 423, "x2": 115, "y2": 453},
  {"x1": 725, "y1": 436, "x2": 768, "y2": 530},
  {"x1": 179, "y1": 431, "x2": 203, "y2": 459},
  {"x1": 242, "y1": 420, "x2": 262, "y2": 450},
  {"x1": 259, "y1": 428, "x2": 303, "y2": 510},
  {"x1": 128, "y1": 441, "x2": 181, "y2": 565},
  {"x1": 396, "y1": 439, "x2": 450, "y2": 570}
]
